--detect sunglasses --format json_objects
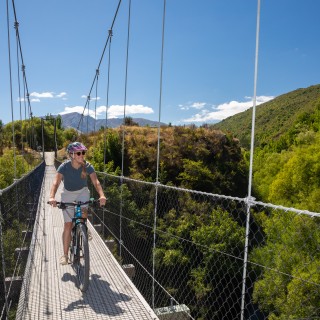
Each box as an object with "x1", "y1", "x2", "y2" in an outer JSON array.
[{"x1": 75, "y1": 151, "x2": 86, "y2": 156}]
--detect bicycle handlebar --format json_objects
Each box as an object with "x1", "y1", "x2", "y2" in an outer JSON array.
[{"x1": 47, "y1": 198, "x2": 101, "y2": 209}]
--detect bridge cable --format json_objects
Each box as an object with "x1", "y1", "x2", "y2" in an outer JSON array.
[
  {"x1": 11, "y1": 0, "x2": 35, "y2": 151},
  {"x1": 76, "y1": 0, "x2": 123, "y2": 132},
  {"x1": 103, "y1": 29, "x2": 113, "y2": 175},
  {"x1": 14, "y1": 21, "x2": 25, "y2": 170},
  {"x1": 100, "y1": 30, "x2": 113, "y2": 237},
  {"x1": 94, "y1": 69, "x2": 99, "y2": 134},
  {"x1": 92, "y1": 69, "x2": 99, "y2": 164},
  {"x1": 152, "y1": 0, "x2": 166, "y2": 310},
  {"x1": 119, "y1": 0, "x2": 132, "y2": 261},
  {"x1": 7, "y1": 0, "x2": 17, "y2": 181},
  {"x1": 87, "y1": 95, "x2": 91, "y2": 133},
  {"x1": 1, "y1": 0, "x2": 17, "y2": 316},
  {"x1": 240, "y1": 1, "x2": 261, "y2": 319},
  {"x1": 5, "y1": 7, "x2": 29, "y2": 307}
]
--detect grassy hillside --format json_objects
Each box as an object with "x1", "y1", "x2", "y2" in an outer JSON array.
[{"x1": 212, "y1": 84, "x2": 320, "y2": 149}]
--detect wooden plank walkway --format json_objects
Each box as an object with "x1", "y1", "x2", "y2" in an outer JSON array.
[{"x1": 16, "y1": 152, "x2": 158, "y2": 320}]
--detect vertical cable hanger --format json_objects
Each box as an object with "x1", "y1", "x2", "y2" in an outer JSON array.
[
  {"x1": 103, "y1": 29, "x2": 113, "y2": 174},
  {"x1": 152, "y1": 0, "x2": 166, "y2": 310},
  {"x1": 94, "y1": 69, "x2": 99, "y2": 134},
  {"x1": 119, "y1": 0, "x2": 132, "y2": 262},
  {"x1": 6, "y1": 0, "x2": 17, "y2": 179},
  {"x1": 240, "y1": 1, "x2": 261, "y2": 319},
  {"x1": 76, "y1": 0, "x2": 123, "y2": 132}
]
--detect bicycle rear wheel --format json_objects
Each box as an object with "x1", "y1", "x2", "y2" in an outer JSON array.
[{"x1": 74, "y1": 223, "x2": 90, "y2": 292}]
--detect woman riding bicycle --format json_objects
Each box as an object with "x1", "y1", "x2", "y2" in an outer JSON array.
[{"x1": 48, "y1": 141, "x2": 106, "y2": 265}]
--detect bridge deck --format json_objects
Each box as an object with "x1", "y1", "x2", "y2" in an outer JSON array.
[{"x1": 16, "y1": 153, "x2": 158, "y2": 320}]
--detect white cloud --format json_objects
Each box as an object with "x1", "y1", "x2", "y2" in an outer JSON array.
[
  {"x1": 59, "y1": 104, "x2": 154, "y2": 119},
  {"x1": 30, "y1": 92, "x2": 54, "y2": 98},
  {"x1": 81, "y1": 95, "x2": 100, "y2": 101},
  {"x1": 179, "y1": 102, "x2": 207, "y2": 111},
  {"x1": 31, "y1": 98, "x2": 40, "y2": 102},
  {"x1": 107, "y1": 104, "x2": 154, "y2": 118},
  {"x1": 28, "y1": 91, "x2": 68, "y2": 100},
  {"x1": 183, "y1": 96, "x2": 275, "y2": 123},
  {"x1": 56, "y1": 92, "x2": 67, "y2": 98},
  {"x1": 191, "y1": 102, "x2": 206, "y2": 109}
]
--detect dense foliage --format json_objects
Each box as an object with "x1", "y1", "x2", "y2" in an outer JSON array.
[{"x1": 213, "y1": 84, "x2": 320, "y2": 319}]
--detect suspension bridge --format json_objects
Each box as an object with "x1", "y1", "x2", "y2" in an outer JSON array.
[
  {"x1": 13, "y1": 152, "x2": 158, "y2": 319},
  {"x1": 1, "y1": 147, "x2": 320, "y2": 319},
  {"x1": 1, "y1": 0, "x2": 320, "y2": 319}
]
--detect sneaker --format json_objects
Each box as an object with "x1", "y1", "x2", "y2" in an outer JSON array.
[
  {"x1": 88, "y1": 230, "x2": 93, "y2": 241},
  {"x1": 60, "y1": 255, "x2": 69, "y2": 265}
]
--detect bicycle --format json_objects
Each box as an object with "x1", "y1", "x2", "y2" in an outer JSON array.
[{"x1": 49, "y1": 198, "x2": 97, "y2": 292}]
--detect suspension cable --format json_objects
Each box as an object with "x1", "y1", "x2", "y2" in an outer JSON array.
[
  {"x1": 94, "y1": 69, "x2": 99, "y2": 133},
  {"x1": 93, "y1": 70, "x2": 99, "y2": 163},
  {"x1": 152, "y1": 0, "x2": 166, "y2": 310},
  {"x1": 11, "y1": 0, "x2": 34, "y2": 121},
  {"x1": 7, "y1": 0, "x2": 17, "y2": 180},
  {"x1": 241, "y1": 1, "x2": 261, "y2": 319},
  {"x1": 87, "y1": 95, "x2": 91, "y2": 133},
  {"x1": 103, "y1": 29, "x2": 113, "y2": 174},
  {"x1": 120, "y1": 0, "x2": 131, "y2": 179},
  {"x1": 76, "y1": 0, "x2": 123, "y2": 132},
  {"x1": 12, "y1": 0, "x2": 35, "y2": 155},
  {"x1": 119, "y1": 0, "x2": 132, "y2": 262},
  {"x1": 14, "y1": 22, "x2": 24, "y2": 155}
]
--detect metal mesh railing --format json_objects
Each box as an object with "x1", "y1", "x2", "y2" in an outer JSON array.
[
  {"x1": 0, "y1": 161, "x2": 45, "y2": 319},
  {"x1": 90, "y1": 172, "x2": 320, "y2": 320},
  {"x1": 1, "y1": 163, "x2": 319, "y2": 319}
]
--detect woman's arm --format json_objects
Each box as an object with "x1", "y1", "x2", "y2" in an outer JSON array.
[
  {"x1": 89, "y1": 172, "x2": 107, "y2": 206},
  {"x1": 48, "y1": 172, "x2": 63, "y2": 207}
]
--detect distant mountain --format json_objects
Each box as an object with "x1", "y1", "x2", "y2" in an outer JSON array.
[
  {"x1": 59, "y1": 112, "x2": 166, "y2": 132},
  {"x1": 212, "y1": 84, "x2": 320, "y2": 149}
]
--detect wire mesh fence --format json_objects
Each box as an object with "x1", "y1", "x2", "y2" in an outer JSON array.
[
  {"x1": 1, "y1": 165, "x2": 319, "y2": 320},
  {"x1": 0, "y1": 161, "x2": 45, "y2": 319},
  {"x1": 90, "y1": 172, "x2": 320, "y2": 320}
]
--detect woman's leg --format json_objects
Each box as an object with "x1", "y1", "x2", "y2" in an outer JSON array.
[{"x1": 62, "y1": 222, "x2": 73, "y2": 256}]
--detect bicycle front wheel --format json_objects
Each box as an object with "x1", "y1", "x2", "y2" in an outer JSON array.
[{"x1": 74, "y1": 223, "x2": 90, "y2": 292}]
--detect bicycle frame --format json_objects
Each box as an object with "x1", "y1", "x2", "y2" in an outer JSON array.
[{"x1": 49, "y1": 198, "x2": 96, "y2": 292}]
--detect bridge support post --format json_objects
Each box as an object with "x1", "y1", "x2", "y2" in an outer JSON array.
[
  {"x1": 155, "y1": 304, "x2": 191, "y2": 320},
  {"x1": 22, "y1": 230, "x2": 33, "y2": 240},
  {"x1": 14, "y1": 247, "x2": 29, "y2": 260},
  {"x1": 27, "y1": 217, "x2": 35, "y2": 225},
  {"x1": 93, "y1": 224, "x2": 102, "y2": 233},
  {"x1": 122, "y1": 264, "x2": 135, "y2": 280},
  {"x1": 105, "y1": 239, "x2": 115, "y2": 252},
  {"x1": 5, "y1": 276, "x2": 23, "y2": 300}
]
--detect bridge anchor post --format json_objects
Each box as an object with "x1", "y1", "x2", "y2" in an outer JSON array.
[
  {"x1": 154, "y1": 304, "x2": 190, "y2": 320},
  {"x1": 122, "y1": 264, "x2": 135, "y2": 280}
]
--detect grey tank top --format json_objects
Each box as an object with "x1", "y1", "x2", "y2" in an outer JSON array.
[{"x1": 57, "y1": 160, "x2": 95, "y2": 191}]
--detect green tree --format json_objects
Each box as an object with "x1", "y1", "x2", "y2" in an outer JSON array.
[
  {"x1": 0, "y1": 150, "x2": 30, "y2": 188},
  {"x1": 251, "y1": 210, "x2": 320, "y2": 319},
  {"x1": 124, "y1": 116, "x2": 139, "y2": 126},
  {"x1": 177, "y1": 159, "x2": 217, "y2": 192},
  {"x1": 268, "y1": 142, "x2": 320, "y2": 211},
  {"x1": 155, "y1": 193, "x2": 245, "y2": 319}
]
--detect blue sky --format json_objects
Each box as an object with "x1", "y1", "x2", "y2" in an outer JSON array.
[{"x1": 1, "y1": 0, "x2": 319, "y2": 126}]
